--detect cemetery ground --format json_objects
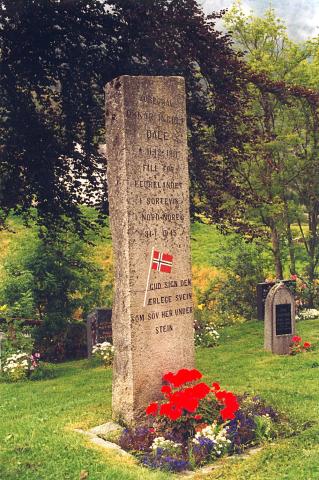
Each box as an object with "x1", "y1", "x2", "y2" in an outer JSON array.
[{"x1": 1, "y1": 319, "x2": 318, "y2": 480}]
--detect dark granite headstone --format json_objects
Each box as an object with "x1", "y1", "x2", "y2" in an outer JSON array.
[
  {"x1": 275, "y1": 304, "x2": 292, "y2": 335},
  {"x1": 257, "y1": 280, "x2": 296, "y2": 320},
  {"x1": 87, "y1": 308, "x2": 112, "y2": 357}
]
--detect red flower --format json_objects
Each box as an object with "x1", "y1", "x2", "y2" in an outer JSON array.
[
  {"x1": 163, "y1": 372, "x2": 175, "y2": 384},
  {"x1": 214, "y1": 389, "x2": 239, "y2": 420},
  {"x1": 159, "y1": 402, "x2": 182, "y2": 420},
  {"x1": 290, "y1": 274, "x2": 297, "y2": 281},
  {"x1": 194, "y1": 414, "x2": 202, "y2": 420},
  {"x1": 220, "y1": 407, "x2": 236, "y2": 421},
  {"x1": 303, "y1": 342, "x2": 311, "y2": 349},
  {"x1": 215, "y1": 390, "x2": 227, "y2": 402},
  {"x1": 149, "y1": 428, "x2": 155, "y2": 433},
  {"x1": 212, "y1": 382, "x2": 220, "y2": 391},
  {"x1": 161, "y1": 385, "x2": 172, "y2": 395},
  {"x1": 146, "y1": 402, "x2": 159, "y2": 416},
  {"x1": 292, "y1": 336, "x2": 302, "y2": 343},
  {"x1": 162, "y1": 369, "x2": 202, "y2": 387},
  {"x1": 191, "y1": 382, "x2": 210, "y2": 400},
  {"x1": 170, "y1": 389, "x2": 199, "y2": 413}
]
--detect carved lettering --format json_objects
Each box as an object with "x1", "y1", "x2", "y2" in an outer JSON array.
[
  {"x1": 146, "y1": 129, "x2": 169, "y2": 141},
  {"x1": 156, "y1": 324, "x2": 174, "y2": 334}
]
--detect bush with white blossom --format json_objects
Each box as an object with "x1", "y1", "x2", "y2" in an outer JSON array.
[
  {"x1": 92, "y1": 341, "x2": 114, "y2": 367},
  {"x1": 2, "y1": 351, "x2": 40, "y2": 382},
  {"x1": 296, "y1": 308, "x2": 319, "y2": 321},
  {"x1": 195, "y1": 324, "x2": 220, "y2": 347}
]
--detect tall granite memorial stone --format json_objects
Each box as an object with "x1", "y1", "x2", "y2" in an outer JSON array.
[
  {"x1": 105, "y1": 76, "x2": 195, "y2": 423},
  {"x1": 264, "y1": 282, "x2": 296, "y2": 355}
]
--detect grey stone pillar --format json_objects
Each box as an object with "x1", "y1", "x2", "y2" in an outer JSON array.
[{"x1": 105, "y1": 76, "x2": 194, "y2": 423}]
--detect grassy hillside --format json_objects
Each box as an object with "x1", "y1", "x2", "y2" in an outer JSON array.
[{"x1": 0, "y1": 217, "x2": 310, "y2": 275}]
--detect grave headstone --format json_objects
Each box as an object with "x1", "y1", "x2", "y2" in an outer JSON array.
[
  {"x1": 87, "y1": 308, "x2": 112, "y2": 357},
  {"x1": 106, "y1": 75, "x2": 195, "y2": 423},
  {"x1": 257, "y1": 280, "x2": 296, "y2": 320},
  {"x1": 264, "y1": 282, "x2": 295, "y2": 355}
]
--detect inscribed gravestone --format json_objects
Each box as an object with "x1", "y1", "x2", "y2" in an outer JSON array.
[
  {"x1": 256, "y1": 280, "x2": 296, "y2": 320},
  {"x1": 105, "y1": 76, "x2": 195, "y2": 423},
  {"x1": 264, "y1": 282, "x2": 295, "y2": 355},
  {"x1": 87, "y1": 308, "x2": 112, "y2": 357}
]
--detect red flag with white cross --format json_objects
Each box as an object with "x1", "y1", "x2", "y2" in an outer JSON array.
[
  {"x1": 143, "y1": 247, "x2": 174, "y2": 306},
  {"x1": 151, "y1": 250, "x2": 173, "y2": 273}
]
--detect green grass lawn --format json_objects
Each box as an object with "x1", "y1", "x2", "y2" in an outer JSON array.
[{"x1": 1, "y1": 319, "x2": 318, "y2": 480}]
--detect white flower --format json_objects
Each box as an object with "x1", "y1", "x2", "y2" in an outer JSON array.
[
  {"x1": 192, "y1": 422, "x2": 230, "y2": 456},
  {"x1": 151, "y1": 437, "x2": 182, "y2": 453}
]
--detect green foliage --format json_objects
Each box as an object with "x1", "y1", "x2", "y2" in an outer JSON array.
[
  {"x1": 222, "y1": 3, "x2": 319, "y2": 286},
  {"x1": 200, "y1": 235, "x2": 271, "y2": 321},
  {"x1": 194, "y1": 311, "x2": 220, "y2": 347},
  {"x1": 0, "y1": 221, "x2": 108, "y2": 360},
  {"x1": 254, "y1": 414, "x2": 274, "y2": 443},
  {"x1": 29, "y1": 362, "x2": 57, "y2": 381},
  {"x1": 0, "y1": 325, "x2": 35, "y2": 361}
]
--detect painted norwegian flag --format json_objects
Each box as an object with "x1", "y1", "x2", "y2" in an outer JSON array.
[{"x1": 151, "y1": 250, "x2": 173, "y2": 273}]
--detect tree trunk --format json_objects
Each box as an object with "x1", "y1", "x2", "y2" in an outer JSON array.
[
  {"x1": 283, "y1": 198, "x2": 296, "y2": 274},
  {"x1": 307, "y1": 208, "x2": 318, "y2": 307},
  {"x1": 270, "y1": 219, "x2": 283, "y2": 279}
]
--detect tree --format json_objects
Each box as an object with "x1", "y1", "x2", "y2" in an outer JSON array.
[
  {"x1": 223, "y1": 4, "x2": 319, "y2": 283},
  {"x1": 0, "y1": 219, "x2": 107, "y2": 359},
  {"x1": 0, "y1": 0, "x2": 249, "y2": 236}
]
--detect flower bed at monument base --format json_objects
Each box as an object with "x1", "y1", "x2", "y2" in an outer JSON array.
[{"x1": 116, "y1": 368, "x2": 292, "y2": 473}]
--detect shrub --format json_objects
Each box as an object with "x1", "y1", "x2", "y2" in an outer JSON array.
[
  {"x1": 0, "y1": 223, "x2": 108, "y2": 361},
  {"x1": 29, "y1": 362, "x2": 56, "y2": 381},
  {"x1": 194, "y1": 311, "x2": 220, "y2": 347},
  {"x1": 92, "y1": 341, "x2": 114, "y2": 367},
  {"x1": 2, "y1": 351, "x2": 40, "y2": 382},
  {"x1": 197, "y1": 236, "x2": 271, "y2": 323}
]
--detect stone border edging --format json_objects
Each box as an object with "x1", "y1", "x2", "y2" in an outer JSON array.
[{"x1": 75, "y1": 422, "x2": 263, "y2": 477}]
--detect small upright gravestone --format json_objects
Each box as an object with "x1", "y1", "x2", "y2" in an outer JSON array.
[
  {"x1": 256, "y1": 280, "x2": 296, "y2": 321},
  {"x1": 264, "y1": 282, "x2": 295, "y2": 355},
  {"x1": 105, "y1": 76, "x2": 194, "y2": 423},
  {"x1": 87, "y1": 308, "x2": 112, "y2": 357}
]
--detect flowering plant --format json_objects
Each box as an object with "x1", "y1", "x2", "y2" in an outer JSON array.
[
  {"x1": 296, "y1": 308, "x2": 319, "y2": 321},
  {"x1": 195, "y1": 324, "x2": 220, "y2": 347},
  {"x1": 146, "y1": 368, "x2": 239, "y2": 423},
  {"x1": 118, "y1": 370, "x2": 284, "y2": 472},
  {"x1": 192, "y1": 421, "x2": 231, "y2": 456},
  {"x1": 289, "y1": 335, "x2": 312, "y2": 355},
  {"x1": 2, "y1": 351, "x2": 40, "y2": 382},
  {"x1": 92, "y1": 341, "x2": 114, "y2": 367}
]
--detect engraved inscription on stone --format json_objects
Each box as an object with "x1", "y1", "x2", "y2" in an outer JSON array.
[
  {"x1": 105, "y1": 76, "x2": 195, "y2": 423},
  {"x1": 275, "y1": 304, "x2": 292, "y2": 336}
]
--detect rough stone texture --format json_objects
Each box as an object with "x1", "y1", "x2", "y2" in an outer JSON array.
[
  {"x1": 74, "y1": 428, "x2": 133, "y2": 458},
  {"x1": 264, "y1": 282, "x2": 295, "y2": 355},
  {"x1": 86, "y1": 308, "x2": 112, "y2": 357},
  {"x1": 89, "y1": 422, "x2": 121, "y2": 436},
  {"x1": 105, "y1": 76, "x2": 194, "y2": 423}
]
